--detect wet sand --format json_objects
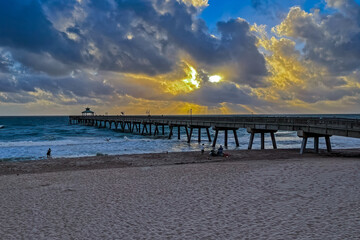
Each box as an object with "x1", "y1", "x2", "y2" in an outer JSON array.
[{"x1": 1, "y1": 149, "x2": 360, "y2": 239}]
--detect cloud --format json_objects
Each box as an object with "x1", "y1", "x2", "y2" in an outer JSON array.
[
  {"x1": 0, "y1": 0, "x2": 268, "y2": 111},
  {"x1": 274, "y1": 2, "x2": 360, "y2": 75},
  {"x1": 181, "y1": 0, "x2": 209, "y2": 8},
  {"x1": 0, "y1": 0, "x2": 82, "y2": 68},
  {"x1": 326, "y1": 0, "x2": 360, "y2": 17},
  {"x1": 0, "y1": 69, "x2": 114, "y2": 104},
  {"x1": 2, "y1": 0, "x2": 359, "y2": 114},
  {"x1": 253, "y1": 17, "x2": 360, "y2": 111},
  {"x1": 215, "y1": 18, "x2": 268, "y2": 87},
  {"x1": 177, "y1": 81, "x2": 264, "y2": 106},
  {"x1": 0, "y1": 0, "x2": 267, "y2": 81}
]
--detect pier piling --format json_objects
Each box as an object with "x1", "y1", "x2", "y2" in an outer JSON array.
[
  {"x1": 212, "y1": 127, "x2": 239, "y2": 148},
  {"x1": 247, "y1": 128, "x2": 277, "y2": 150},
  {"x1": 297, "y1": 130, "x2": 332, "y2": 154}
]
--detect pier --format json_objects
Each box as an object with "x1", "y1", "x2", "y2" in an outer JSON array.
[{"x1": 69, "y1": 115, "x2": 360, "y2": 154}]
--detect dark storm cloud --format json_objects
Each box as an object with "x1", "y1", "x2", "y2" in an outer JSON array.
[
  {"x1": 294, "y1": 87, "x2": 355, "y2": 103},
  {"x1": 0, "y1": 0, "x2": 82, "y2": 67},
  {"x1": 0, "y1": 50, "x2": 13, "y2": 73},
  {"x1": 0, "y1": 0, "x2": 58, "y2": 51},
  {"x1": 0, "y1": 92, "x2": 36, "y2": 104},
  {"x1": 0, "y1": 70, "x2": 114, "y2": 104},
  {"x1": 217, "y1": 19, "x2": 268, "y2": 86},
  {"x1": 1, "y1": 0, "x2": 267, "y2": 78},
  {"x1": 10, "y1": 49, "x2": 74, "y2": 76},
  {"x1": 0, "y1": 0, "x2": 268, "y2": 106},
  {"x1": 152, "y1": 1, "x2": 268, "y2": 86}
]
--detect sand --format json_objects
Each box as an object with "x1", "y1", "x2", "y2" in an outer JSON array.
[{"x1": 1, "y1": 149, "x2": 360, "y2": 239}]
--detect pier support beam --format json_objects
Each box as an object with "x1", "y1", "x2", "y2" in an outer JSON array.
[
  {"x1": 270, "y1": 132, "x2": 277, "y2": 149},
  {"x1": 212, "y1": 127, "x2": 239, "y2": 148},
  {"x1": 233, "y1": 130, "x2": 239, "y2": 147},
  {"x1": 168, "y1": 126, "x2": 173, "y2": 139},
  {"x1": 325, "y1": 136, "x2": 332, "y2": 152},
  {"x1": 206, "y1": 128, "x2": 212, "y2": 142},
  {"x1": 187, "y1": 126, "x2": 211, "y2": 144},
  {"x1": 131, "y1": 122, "x2": 136, "y2": 133},
  {"x1": 212, "y1": 129, "x2": 219, "y2": 147},
  {"x1": 198, "y1": 128, "x2": 201, "y2": 143},
  {"x1": 297, "y1": 131, "x2": 332, "y2": 154},
  {"x1": 168, "y1": 125, "x2": 187, "y2": 140},
  {"x1": 125, "y1": 122, "x2": 132, "y2": 132},
  {"x1": 224, "y1": 130, "x2": 228, "y2": 147},
  {"x1": 141, "y1": 123, "x2": 149, "y2": 135},
  {"x1": 247, "y1": 128, "x2": 277, "y2": 150},
  {"x1": 154, "y1": 124, "x2": 159, "y2": 136},
  {"x1": 187, "y1": 127, "x2": 193, "y2": 143}
]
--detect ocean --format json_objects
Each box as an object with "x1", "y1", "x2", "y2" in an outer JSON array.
[{"x1": 0, "y1": 115, "x2": 359, "y2": 161}]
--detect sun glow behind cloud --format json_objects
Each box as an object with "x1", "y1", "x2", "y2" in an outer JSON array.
[{"x1": 209, "y1": 75, "x2": 222, "y2": 83}]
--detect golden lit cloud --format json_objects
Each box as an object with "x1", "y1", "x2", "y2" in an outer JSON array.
[
  {"x1": 181, "y1": 0, "x2": 209, "y2": 8},
  {"x1": 113, "y1": 61, "x2": 204, "y2": 97},
  {"x1": 251, "y1": 17, "x2": 360, "y2": 113},
  {"x1": 272, "y1": 7, "x2": 314, "y2": 37},
  {"x1": 182, "y1": 63, "x2": 200, "y2": 89},
  {"x1": 252, "y1": 24, "x2": 307, "y2": 103}
]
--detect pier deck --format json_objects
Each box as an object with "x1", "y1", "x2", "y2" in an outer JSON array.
[{"x1": 69, "y1": 115, "x2": 360, "y2": 154}]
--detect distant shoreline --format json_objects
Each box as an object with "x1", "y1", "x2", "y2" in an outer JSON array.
[{"x1": 1, "y1": 148, "x2": 359, "y2": 176}]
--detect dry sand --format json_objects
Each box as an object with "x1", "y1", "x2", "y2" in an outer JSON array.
[{"x1": 1, "y1": 149, "x2": 360, "y2": 239}]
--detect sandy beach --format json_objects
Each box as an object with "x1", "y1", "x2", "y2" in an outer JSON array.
[{"x1": 1, "y1": 149, "x2": 360, "y2": 239}]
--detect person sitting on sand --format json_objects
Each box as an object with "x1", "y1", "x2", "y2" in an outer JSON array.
[
  {"x1": 210, "y1": 149, "x2": 217, "y2": 156},
  {"x1": 47, "y1": 148, "x2": 51, "y2": 158},
  {"x1": 217, "y1": 145, "x2": 223, "y2": 156}
]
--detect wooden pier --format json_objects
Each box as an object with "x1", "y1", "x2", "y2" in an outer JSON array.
[{"x1": 69, "y1": 115, "x2": 360, "y2": 154}]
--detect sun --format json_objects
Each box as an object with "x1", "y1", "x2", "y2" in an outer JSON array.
[{"x1": 209, "y1": 75, "x2": 222, "y2": 83}]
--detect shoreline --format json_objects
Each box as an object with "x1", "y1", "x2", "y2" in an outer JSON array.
[{"x1": 1, "y1": 148, "x2": 359, "y2": 176}]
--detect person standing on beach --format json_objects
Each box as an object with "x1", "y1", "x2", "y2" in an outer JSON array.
[
  {"x1": 47, "y1": 148, "x2": 51, "y2": 158},
  {"x1": 201, "y1": 144, "x2": 205, "y2": 154}
]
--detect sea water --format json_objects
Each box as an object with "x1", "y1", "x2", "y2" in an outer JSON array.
[{"x1": 0, "y1": 115, "x2": 359, "y2": 161}]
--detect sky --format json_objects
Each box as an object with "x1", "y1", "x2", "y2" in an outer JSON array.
[{"x1": 0, "y1": 0, "x2": 360, "y2": 115}]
